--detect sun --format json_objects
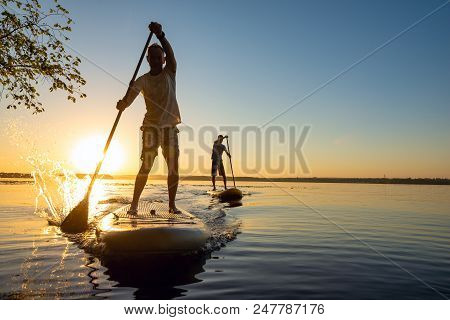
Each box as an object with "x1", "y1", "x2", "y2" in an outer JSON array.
[{"x1": 71, "y1": 135, "x2": 124, "y2": 174}]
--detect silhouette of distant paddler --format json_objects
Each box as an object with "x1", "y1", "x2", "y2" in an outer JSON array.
[{"x1": 211, "y1": 135, "x2": 231, "y2": 191}]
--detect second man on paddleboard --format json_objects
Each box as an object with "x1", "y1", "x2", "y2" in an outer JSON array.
[{"x1": 211, "y1": 135, "x2": 231, "y2": 191}]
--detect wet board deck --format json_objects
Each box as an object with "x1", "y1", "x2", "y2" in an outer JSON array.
[
  {"x1": 112, "y1": 201, "x2": 196, "y2": 222},
  {"x1": 97, "y1": 201, "x2": 209, "y2": 254}
]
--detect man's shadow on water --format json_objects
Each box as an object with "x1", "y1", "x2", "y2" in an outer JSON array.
[{"x1": 98, "y1": 253, "x2": 208, "y2": 299}]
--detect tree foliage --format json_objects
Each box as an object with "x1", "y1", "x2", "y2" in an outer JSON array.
[{"x1": 0, "y1": 0, "x2": 86, "y2": 113}]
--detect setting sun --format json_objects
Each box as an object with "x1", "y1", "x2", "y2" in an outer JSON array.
[{"x1": 70, "y1": 135, "x2": 124, "y2": 174}]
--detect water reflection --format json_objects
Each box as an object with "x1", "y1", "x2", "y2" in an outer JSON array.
[
  {"x1": 223, "y1": 200, "x2": 242, "y2": 208},
  {"x1": 99, "y1": 254, "x2": 208, "y2": 299}
]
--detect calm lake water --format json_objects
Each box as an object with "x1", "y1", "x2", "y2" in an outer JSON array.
[{"x1": 1, "y1": 178, "x2": 449, "y2": 299}]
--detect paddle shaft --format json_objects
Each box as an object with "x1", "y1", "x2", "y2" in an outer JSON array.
[
  {"x1": 225, "y1": 137, "x2": 236, "y2": 188},
  {"x1": 87, "y1": 32, "x2": 154, "y2": 193}
]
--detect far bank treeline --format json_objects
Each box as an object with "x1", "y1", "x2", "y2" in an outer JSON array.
[{"x1": 1, "y1": 172, "x2": 450, "y2": 185}]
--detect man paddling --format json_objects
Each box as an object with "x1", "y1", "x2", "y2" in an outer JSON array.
[
  {"x1": 116, "y1": 22, "x2": 181, "y2": 214},
  {"x1": 211, "y1": 135, "x2": 231, "y2": 191}
]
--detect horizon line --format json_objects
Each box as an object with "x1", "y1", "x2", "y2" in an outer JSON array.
[{"x1": 1, "y1": 172, "x2": 449, "y2": 185}]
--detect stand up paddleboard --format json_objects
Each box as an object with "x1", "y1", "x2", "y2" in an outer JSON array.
[
  {"x1": 208, "y1": 188, "x2": 243, "y2": 201},
  {"x1": 97, "y1": 201, "x2": 209, "y2": 254}
]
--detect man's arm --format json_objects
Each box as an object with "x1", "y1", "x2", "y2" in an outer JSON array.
[
  {"x1": 159, "y1": 36, "x2": 177, "y2": 73},
  {"x1": 116, "y1": 80, "x2": 142, "y2": 111},
  {"x1": 150, "y1": 22, "x2": 176, "y2": 73},
  {"x1": 222, "y1": 145, "x2": 231, "y2": 158}
]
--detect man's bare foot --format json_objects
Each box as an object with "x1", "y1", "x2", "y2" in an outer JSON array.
[
  {"x1": 127, "y1": 203, "x2": 138, "y2": 215},
  {"x1": 169, "y1": 206, "x2": 182, "y2": 214},
  {"x1": 212, "y1": 187, "x2": 216, "y2": 191}
]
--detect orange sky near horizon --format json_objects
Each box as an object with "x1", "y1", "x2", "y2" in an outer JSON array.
[{"x1": 1, "y1": 106, "x2": 449, "y2": 179}]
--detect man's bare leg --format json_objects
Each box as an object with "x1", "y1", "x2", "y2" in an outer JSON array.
[
  {"x1": 130, "y1": 153, "x2": 156, "y2": 212},
  {"x1": 164, "y1": 148, "x2": 179, "y2": 211},
  {"x1": 212, "y1": 176, "x2": 216, "y2": 191},
  {"x1": 168, "y1": 172, "x2": 179, "y2": 210},
  {"x1": 223, "y1": 175, "x2": 227, "y2": 190}
]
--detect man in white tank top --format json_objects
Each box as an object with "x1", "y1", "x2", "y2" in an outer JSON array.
[{"x1": 116, "y1": 22, "x2": 181, "y2": 214}]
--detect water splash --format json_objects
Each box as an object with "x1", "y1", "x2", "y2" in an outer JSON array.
[
  {"x1": 3, "y1": 119, "x2": 102, "y2": 226},
  {"x1": 30, "y1": 157, "x2": 90, "y2": 226},
  {"x1": 198, "y1": 207, "x2": 241, "y2": 252}
]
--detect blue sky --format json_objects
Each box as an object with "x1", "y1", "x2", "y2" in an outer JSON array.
[{"x1": 1, "y1": 0, "x2": 449, "y2": 177}]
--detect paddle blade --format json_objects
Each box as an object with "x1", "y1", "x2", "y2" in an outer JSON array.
[{"x1": 61, "y1": 197, "x2": 89, "y2": 233}]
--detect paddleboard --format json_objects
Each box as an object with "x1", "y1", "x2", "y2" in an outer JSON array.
[
  {"x1": 208, "y1": 188, "x2": 243, "y2": 201},
  {"x1": 97, "y1": 201, "x2": 209, "y2": 254}
]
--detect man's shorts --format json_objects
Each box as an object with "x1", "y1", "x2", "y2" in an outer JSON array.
[
  {"x1": 211, "y1": 158, "x2": 225, "y2": 177},
  {"x1": 141, "y1": 126, "x2": 179, "y2": 169}
]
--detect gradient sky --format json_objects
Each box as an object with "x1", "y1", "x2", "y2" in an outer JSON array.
[{"x1": 1, "y1": 0, "x2": 449, "y2": 178}]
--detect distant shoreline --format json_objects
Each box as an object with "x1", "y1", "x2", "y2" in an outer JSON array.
[{"x1": 1, "y1": 172, "x2": 449, "y2": 185}]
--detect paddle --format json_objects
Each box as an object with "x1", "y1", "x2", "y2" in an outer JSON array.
[
  {"x1": 61, "y1": 30, "x2": 154, "y2": 233},
  {"x1": 225, "y1": 136, "x2": 237, "y2": 188}
]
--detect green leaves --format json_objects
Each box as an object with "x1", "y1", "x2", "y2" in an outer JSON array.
[{"x1": 0, "y1": 0, "x2": 86, "y2": 113}]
